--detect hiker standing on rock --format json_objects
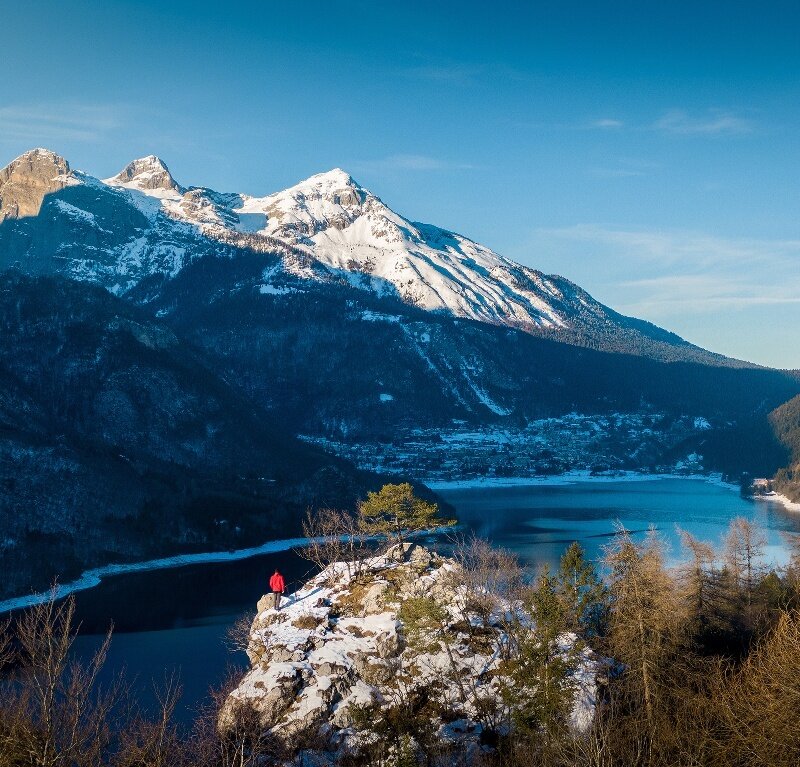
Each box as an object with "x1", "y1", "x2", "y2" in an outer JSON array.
[{"x1": 269, "y1": 568, "x2": 286, "y2": 610}]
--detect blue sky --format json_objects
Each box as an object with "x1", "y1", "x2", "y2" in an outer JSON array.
[{"x1": 2, "y1": 0, "x2": 799, "y2": 367}]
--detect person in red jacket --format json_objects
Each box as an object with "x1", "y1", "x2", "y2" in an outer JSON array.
[{"x1": 269, "y1": 568, "x2": 286, "y2": 610}]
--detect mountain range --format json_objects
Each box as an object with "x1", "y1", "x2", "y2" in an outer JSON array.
[
  {"x1": 1, "y1": 147, "x2": 798, "y2": 597},
  {"x1": 0, "y1": 148, "x2": 741, "y2": 366}
]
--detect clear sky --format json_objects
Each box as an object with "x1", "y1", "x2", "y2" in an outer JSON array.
[{"x1": 2, "y1": 0, "x2": 799, "y2": 367}]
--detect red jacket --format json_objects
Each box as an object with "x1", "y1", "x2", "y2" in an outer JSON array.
[{"x1": 269, "y1": 572, "x2": 285, "y2": 593}]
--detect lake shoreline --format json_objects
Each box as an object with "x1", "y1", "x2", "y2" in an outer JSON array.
[
  {"x1": 0, "y1": 535, "x2": 316, "y2": 616},
  {"x1": 425, "y1": 470, "x2": 738, "y2": 491},
  {"x1": 0, "y1": 472, "x2": 740, "y2": 616},
  {"x1": 755, "y1": 491, "x2": 800, "y2": 514}
]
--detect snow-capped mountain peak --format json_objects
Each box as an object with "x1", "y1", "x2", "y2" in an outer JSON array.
[
  {"x1": 98, "y1": 159, "x2": 574, "y2": 329},
  {"x1": 299, "y1": 167, "x2": 361, "y2": 191},
  {"x1": 0, "y1": 147, "x2": 733, "y2": 366},
  {"x1": 220, "y1": 168, "x2": 570, "y2": 328},
  {"x1": 107, "y1": 155, "x2": 184, "y2": 194}
]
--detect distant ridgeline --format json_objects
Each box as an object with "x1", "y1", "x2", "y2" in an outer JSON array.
[{"x1": 0, "y1": 148, "x2": 799, "y2": 595}]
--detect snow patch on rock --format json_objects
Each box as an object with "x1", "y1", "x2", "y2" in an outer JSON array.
[{"x1": 224, "y1": 545, "x2": 599, "y2": 760}]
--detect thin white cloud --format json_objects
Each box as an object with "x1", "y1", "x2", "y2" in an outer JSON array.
[
  {"x1": 591, "y1": 118, "x2": 624, "y2": 129},
  {"x1": 0, "y1": 103, "x2": 122, "y2": 143},
  {"x1": 540, "y1": 225, "x2": 800, "y2": 270},
  {"x1": 401, "y1": 60, "x2": 527, "y2": 88},
  {"x1": 403, "y1": 65, "x2": 481, "y2": 85},
  {"x1": 352, "y1": 154, "x2": 475, "y2": 172},
  {"x1": 588, "y1": 167, "x2": 644, "y2": 179},
  {"x1": 530, "y1": 224, "x2": 800, "y2": 321},
  {"x1": 581, "y1": 110, "x2": 754, "y2": 136},
  {"x1": 654, "y1": 109, "x2": 754, "y2": 135},
  {"x1": 616, "y1": 274, "x2": 800, "y2": 317}
]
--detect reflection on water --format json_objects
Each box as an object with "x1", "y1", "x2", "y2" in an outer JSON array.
[
  {"x1": 441, "y1": 479, "x2": 800, "y2": 570},
  {"x1": 69, "y1": 478, "x2": 800, "y2": 721}
]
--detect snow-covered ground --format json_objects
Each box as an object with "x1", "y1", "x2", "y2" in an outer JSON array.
[
  {"x1": 426, "y1": 470, "x2": 737, "y2": 491},
  {"x1": 755, "y1": 491, "x2": 800, "y2": 514},
  {"x1": 226, "y1": 545, "x2": 599, "y2": 759}
]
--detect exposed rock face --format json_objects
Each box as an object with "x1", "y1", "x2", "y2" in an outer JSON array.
[
  {"x1": 224, "y1": 545, "x2": 598, "y2": 762},
  {"x1": 0, "y1": 148, "x2": 73, "y2": 221},
  {"x1": 109, "y1": 155, "x2": 184, "y2": 193}
]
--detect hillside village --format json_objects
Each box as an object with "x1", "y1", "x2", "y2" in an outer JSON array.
[{"x1": 302, "y1": 413, "x2": 711, "y2": 482}]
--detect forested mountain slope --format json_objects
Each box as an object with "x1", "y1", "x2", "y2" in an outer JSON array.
[{"x1": 0, "y1": 272, "x2": 375, "y2": 598}]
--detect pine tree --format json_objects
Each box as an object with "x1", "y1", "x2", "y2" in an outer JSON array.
[
  {"x1": 557, "y1": 541, "x2": 608, "y2": 637},
  {"x1": 504, "y1": 570, "x2": 578, "y2": 750},
  {"x1": 358, "y1": 483, "x2": 453, "y2": 555}
]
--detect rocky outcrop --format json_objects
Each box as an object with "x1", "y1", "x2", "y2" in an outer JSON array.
[
  {"x1": 0, "y1": 148, "x2": 73, "y2": 221},
  {"x1": 109, "y1": 155, "x2": 184, "y2": 193},
  {"x1": 224, "y1": 544, "x2": 598, "y2": 761}
]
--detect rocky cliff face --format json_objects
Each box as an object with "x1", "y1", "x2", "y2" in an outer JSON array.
[
  {"x1": 0, "y1": 148, "x2": 73, "y2": 221},
  {"x1": 224, "y1": 544, "x2": 597, "y2": 762},
  {"x1": 108, "y1": 155, "x2": 184, "y2": 194}
]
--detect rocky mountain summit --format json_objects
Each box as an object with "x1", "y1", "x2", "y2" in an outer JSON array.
[
  {"x1": 0, "y1": 148, "x2": 74, "y2": 221},
  {"x1": 225, "y1": 544, "x2": 597, "y2": 763},
  {"x1": 107, "y1": 155, "x2": 184, "y2": 194},
  {"x1": 0, "y1": 148, "x2": 739, "y2": 366}
]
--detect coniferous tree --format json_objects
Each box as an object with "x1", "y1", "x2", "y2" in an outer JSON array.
[
  {"x1": 604, "y1": 527, "x2": 682, "y2": 733},
  {"x1": 557, "y1": 541, "x2": 608, "y2": 638},
  {"x1": 504, "y1": 570, "x2": 578, "y2": 754},
  {"x1": 724, "y1": 516, "x2": 767, "y2": 609},
  {"x1": 358, "y1": 483, "x2": 453, "y2": 554}
]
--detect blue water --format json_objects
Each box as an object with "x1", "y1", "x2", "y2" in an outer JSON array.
[
  {"x1": 439, "y1": 478, "x2": 800, "y2": 571},
  {"x1": 67, "y1": 478, "x2": 800, "y2": 721}
]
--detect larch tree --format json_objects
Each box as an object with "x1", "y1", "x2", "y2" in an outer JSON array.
[
  {"x1": 604, "y1": 526, "x2": 683, "y2": 733},
  {"x1": 677, "y1": 529, "x2": 716, "y2": 636},
  {"x1": 724, "y1": 516, "x2": 767, "y2": 608}
]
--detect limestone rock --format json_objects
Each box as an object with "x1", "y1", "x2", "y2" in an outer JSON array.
[
  {"x1": 110, "y1": 155, "x2": 183, "y2": 193},
  {"x1": 361, "y1": 580, "x2": 388, "y2": 614},
  {"x1": 223, "y1": 545, "x2": 599, "y2": 763},
  {"x1": 0, "y1": 149, "x2": 72, "y2": 221}
]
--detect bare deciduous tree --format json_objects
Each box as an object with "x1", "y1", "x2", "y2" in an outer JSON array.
[
  {"x1": 677, "y1": 528, "x2": 716, "y2": 635},
  {"x1": 0, "y1": 591, "x2": 120, "y2": 767},
  {"x1": 603, "y1": 527, "x2": 683, "y2": 734},
  {"x1": 298, "y1": 507, "x2": 369, "y2": 581},
  {"x1": 448, "y1": 535, "x2": 523, "y2": 632},
  {"x1": 712, "y1": 610, "x2": 800, "y2": 767},
  {"x1": 113, "y1": 676, "x2": 184, "y2": 767},
  {"x1": 724, "y1": 516, "x2": 767, "y2": 607}
]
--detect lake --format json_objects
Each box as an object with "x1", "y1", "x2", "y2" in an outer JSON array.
[{"x1": 66, "y1": 478, "x2": 800, "y2": 723}]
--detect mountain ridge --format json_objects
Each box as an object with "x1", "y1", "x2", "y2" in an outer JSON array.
[{"x1": 0, "y1": 148, "x2": 747, "y2": 368}]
